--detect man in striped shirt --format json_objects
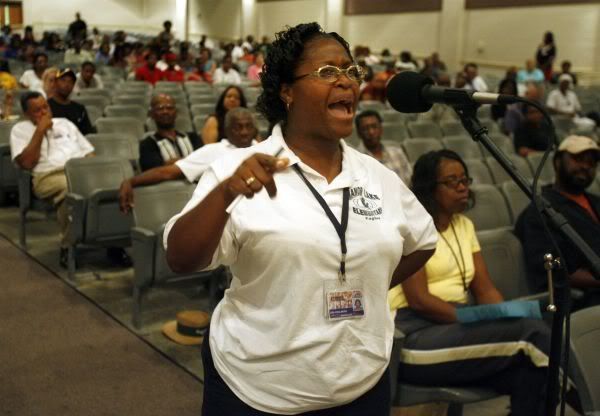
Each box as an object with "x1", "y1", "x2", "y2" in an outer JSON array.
[{"x1": 138, "y1": 93, "x2": 202, "y2": 171}]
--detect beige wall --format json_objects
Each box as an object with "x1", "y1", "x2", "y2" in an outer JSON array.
[{"x1": 255, "y1": 0, "x2": 326, "y2": 40}]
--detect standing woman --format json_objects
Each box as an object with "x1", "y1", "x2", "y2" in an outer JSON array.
[
  {"x1": 536, "y1": 31, "x2": 556, "y2": 82},
  {"x1": 200, "y1": 85, "x2": 247, "y2": 144},
  {"x1": 165, "y1": 22, "x2": 437, "y2": 415}
]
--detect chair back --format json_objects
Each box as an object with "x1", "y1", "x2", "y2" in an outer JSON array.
[
  {"x1": 132, "y1": 181, "x2": 195, "y2": 233},
  {"x1": 65, "y1": 157, "x2": 134, "y2": 198},
  {"x1": 465, "y1": 184, "x2": 512, "y2": 230}
]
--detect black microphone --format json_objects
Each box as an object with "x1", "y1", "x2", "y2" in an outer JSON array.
[{"x1": 386, "y1": 71, "x2": 519, "y2": 113}]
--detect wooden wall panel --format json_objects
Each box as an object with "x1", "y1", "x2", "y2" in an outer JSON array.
[
  {"x1": 344, "y1": 0, "x2": 442, "y2": 15},
  {"x1": 466, "y1": 0, "x2": 600, "y2": 9}
]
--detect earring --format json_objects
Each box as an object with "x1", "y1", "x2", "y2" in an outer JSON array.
[{"x1": 286, "y1": 101, "x2": 291, "y2": 111}]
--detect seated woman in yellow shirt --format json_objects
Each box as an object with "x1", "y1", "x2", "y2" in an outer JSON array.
[{"x1": 389, "y1": 150, "x2": 553, "y2": 416}]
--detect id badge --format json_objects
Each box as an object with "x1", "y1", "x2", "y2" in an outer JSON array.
[{"x1": 323, "y1": 278, "x2": 365, "y2": 321}]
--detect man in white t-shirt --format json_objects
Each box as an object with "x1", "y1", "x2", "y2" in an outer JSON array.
[
  {"x1": 547, "y1": 74, "x2": 596, "y2": 132},
  {"x1": 19, "y1": 52, "x2": 48, "y2": 91},
  {"x1": 10, "y1": 91, "x2": 94, "y2": 265},
  {"x1": 213, "y1": 55, "x2": 241, "y2": 85},
  {"x1": 463, "y1": 62, "x2": 488, "y2": 92},
  {"x1": 119, "y1": 107, "x2": 258, "y2": 213}
]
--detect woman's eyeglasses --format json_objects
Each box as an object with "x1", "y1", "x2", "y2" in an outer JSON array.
[
  {"x1": 294, "y1": 64, "x2": 365, "y2": 84},
  {"x1": 437, "y1": 177, "x2": 473, "y2": 189}
]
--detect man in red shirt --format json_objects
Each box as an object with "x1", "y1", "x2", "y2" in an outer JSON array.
[
  {"x1": 162, "y1": 52, "x2": 185, "y2": 83},
  {"x1": 135, "y1": 51, "x2": 164, "y2": 85}
]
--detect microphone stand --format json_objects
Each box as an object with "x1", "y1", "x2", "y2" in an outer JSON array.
[{"x1": 452, "y1": 102, "x2": 600, "y2": 415}]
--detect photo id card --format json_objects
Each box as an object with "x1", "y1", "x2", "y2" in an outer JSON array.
[{"x1": 323, "y1": 279, "x2": 365, "y2": 321}]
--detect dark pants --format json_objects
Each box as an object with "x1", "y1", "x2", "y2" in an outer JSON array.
[
  {"x1": 201, "y1": 330, "x2": 391, "y2": 416},
  {"x1": 395, "y1": 309, "x2": 552, "y2": 416}
]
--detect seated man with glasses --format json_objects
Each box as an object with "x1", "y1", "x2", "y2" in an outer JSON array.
[
  {"x1": 139, "y1": 93, "x2": 202, "y2": 171},
  {"x1": 389, "y1": 149, "x2": 554, "y2": 416},
  {"x1": 120, "y1": 107, "x2": 258, "y2": 213}
]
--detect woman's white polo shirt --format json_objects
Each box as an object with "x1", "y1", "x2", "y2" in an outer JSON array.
[{"x1": 164, "y1": 125, "x2": 437, "y2": 414}]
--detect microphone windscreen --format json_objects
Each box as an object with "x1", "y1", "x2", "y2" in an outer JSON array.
[{"x1": 386, "y1": 71, "x2": 435, "y2": 113}]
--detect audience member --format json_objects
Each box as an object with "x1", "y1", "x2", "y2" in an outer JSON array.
[
  {"x1": 73, "y1": 61, "x2": 103, "y2": 94},
  {"x1": 0, "y1": 59, "x2": 17, "y2": 90},
  {"x1": 503, "y1": 83, "x2": 544, "y2": 136},
  {"x1": 39, "y1": 67, "x2": 59, "y2": 99},
  {"x1": 120, "y1": 107, "x2": 258, "y2": 213},
  {"x1": 200, "y1": 85, "x2": 247, "y2": 144},
  {"x1": 513, "y1": 105, "x2": 553, "y2": 157},
  {"x1": 162, "y1": 52, "x2": 185, "y2": 83},
  {"x1": 3, "y1": 34, "x2": 22, "y2": 60},
  {"x1": 390, "y1": 149, "x2": 553, "y2": 416},
  {"x1": 536, "y1": 31, "x2": 556, "y2": 81},
  {"x1": 139, "y1": 94, "x2": 202, "y2": 171},
  {"x1": 213, "y1": 55, "x2": 241, "y2": 85},
  {"x1": 491, "y1": 78, "x2": 518, "y2": 121},
  {"x1": 355, "y1": 110, "x2": 412, "y2": 184},
  {"x1": 95, "y1": 42, "x2": 111, "y2": 65},
  {"x1": 22, "y1": 25, "x2": 36, "y2": 46},
  {"x1": 88, "y1": 27, "x2": 103, "y2": 50},
  {"x1": 552, "y1": 60, "x2": 578, "y2": 86},
  {"x1": 546, "y1": 74, "x2": 596, "y2": 132},
  {"x1": 230, "y1": 39, "x2": 244, "y2": 62},
  {"x1": 135, "y1": 51, "x2": 164, "y2": 85},
  {"x1": 516, "y1": 59, "x2": 544, "y2": 91},
  {"x1": 47, "y1": 68, "x2": 94, "y2": 135},
  {"x1": 395, "y1": 50, "x2": 418, "y2": 72},
  {"x1": 10, "y1": 92, "x2": 94, "y2": 266},
  {"x1": 157, "y1": 20, "x2": 174, "y2": 54},
  {"x1": 358, "y1": 72, "x2": 388, "y2": 103},
  {"x1": 67, "y1": 12, "x2": 87, "y2": 43},
  {"x1": 198, "y1": 48, "x2": 216, "y2": 75},
  {"x1": 64, "y1": 39, "x2": 93, "y2": 65},
  {"x1": 246, "y1": 51, "x2": 264, "y2": 82},
  {"x1": 19, "y1": 52, "x2": 48, "y2": 90},
  {"x1": 187, "y1": 56, "x2": 213, "y2": 83},
  {"x1": 516, "y1": 135, "x2": 600, "y2": 308},
  {"x1": 463, "y1": 63, "x2": 488, "y2": 92}
]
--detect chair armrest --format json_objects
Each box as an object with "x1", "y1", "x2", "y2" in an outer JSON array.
[
  {"x1": 0, "y1": 144, "x2": 10, "y2": 156},
  {"x1": 88, "y1": 188, "x2": 120, "y2": 205},
  {"x1": 131, "y1": 226, "x2": 157, "y2": 289},
  {"x1": 390, "y1": 326, "x2": 406, "y2": 403},
  {"x1": 65, "y1": 192, "x2": 86, "y2": 243}
]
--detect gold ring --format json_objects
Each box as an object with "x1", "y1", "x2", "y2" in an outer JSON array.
[{"x1": 245, "y1": 176, "x2": 256, "y2": 186}]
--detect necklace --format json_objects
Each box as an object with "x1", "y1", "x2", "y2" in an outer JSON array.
[{"x1": 439, "y1": 222, "x2": 468, "y2": 293}]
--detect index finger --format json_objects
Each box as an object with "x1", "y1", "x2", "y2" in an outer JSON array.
[{"x1": 253, "y1": 153, "x2": 289, "y2": 172}]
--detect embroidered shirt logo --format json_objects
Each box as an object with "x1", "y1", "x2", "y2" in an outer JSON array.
[{"x1": 350, "y1": 186, "x2": 382, "y2": 220}]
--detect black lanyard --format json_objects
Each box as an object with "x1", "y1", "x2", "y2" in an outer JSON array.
[{"x1": 293, "y1": 165, "x2": 349, "y2": 283}]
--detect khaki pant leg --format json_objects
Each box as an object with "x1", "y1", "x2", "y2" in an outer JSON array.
[{"x1": 32, "y1": 169, "x2": 69, "y2": 247}]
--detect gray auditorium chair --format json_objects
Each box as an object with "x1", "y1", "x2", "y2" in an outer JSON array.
[
  {"x1": 76, "y1": 95, "x2": 110, "y2": 110},
  {"x1": 477, "y1": 228, "x2": 533, "y2": 299},
  {"x1": 464, "y1": 184, "x2": 512, "y2": 230},
  {"x1": 104, "y1": 104, "x2": 147, "y2": 122},
  {"x1": 407, "y1": 120, "x2": 443, "y2": 139},
  {"x1": 476, "y1": 105, "x2": 492, "y2": 120},
  {"x1": 0, "y1": 119, "x2": 18, "y2": 205},
  {"x1": 64, "y1": 157, "x2": 135, "y2": 280},
  {"x1": 551, "y1": 115, "x2": 574, "y2": 134},
  {"x1": 112, "y1": 94, "x2": 151, "y2": 107},
  {"x1": 380, "y1": 110, "x2": 406, "y2": 123},
  {"x1": 487, "y1": 133, "x2": 516, "y2": 155},
  {"x1": 569, "y1": 305, "x2": 600, "y2": 415},
  {"x1": 191, "y1": 103, "x2": 216, "y2": 118},
  {"x1": 130, "y1": 181, "x2": 226, "y2": 328},
  {"x1": 77, "y1": 88, "x2": 112, "y2": 100},
  {"x1": 358, "y1": 100, "x2": 386, "y2": 112},
  {"x1": 184, "y1": 81, "x2": 213, "y2": 94},
  {"x1": 145, "y1": 115, "x2": 193, "y2": 134},
  {"x1": 86, "y1": 133, "x2": 140, "y2": 169},
  {"x1": 96, "y1": 117, "x2": 145, "y2": 140},
  {"x1": 390, "y1": 329, "x2": 499, "y2": 412},
  {"x1": 155, "y1": 81, "x2": 183, "y2": 92},
  {"x1": 500, "y1": 181, "x2": 532, "y2": 224},
  {"x1": 382, "y1": 122, "x2": 410, "y2": 143},
  {"x1": 480, "y1": 119, "x2": 500, "y2": 134},
  {"x1": 526, "y1": 152, "x2": 555, "y2": 183},
  {"x1": 84, "y1": 104, "x2": 103, "y2": 127},
  {"x1": 485, "y1": 155, "x2": 533, "y2": 185},
  {"x1": 440, "y1": 120, "x2": 467, "y2": 136},
  {"x1": 442, "y1": 135, "x2": 483, "y2": 160},
  {"x1": 192, "y1": 115, "x2": 209, "y2": 134},
  {"x1": 465, "y1": 159, "x2": 494, "y2": 185},
  {"x1": 188, "y1": 94, "x2": 217, "y2": 105},
  {"x1": 402, "y1": 138, "x2": 444, "y2": 163}
]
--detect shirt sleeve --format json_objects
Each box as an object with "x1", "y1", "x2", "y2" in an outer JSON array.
[
  {"x1": 462, "y1": 215, "x2": 481, "y2": 253},
  {"x1": 139, "y1": 138, "x2": 165, "y2": 171},
  {"x1": 546, "y1": 91, "x2": 558, "y2": 110},
  {"x1": 9, "y1": 122, "x2": 32, "y2": 161},
  {"x1": 395, "y1": 173, "x2": 438, "y2": 255},
  {"x1": 163, "y1": 165, "x2": 238, "y2": 270},
  {"x1": 71, "y1": 122, "x2": 95, "y2": 156},
  {"x1": 78, "y1": 105, "x2": 94, "y2": 135}
]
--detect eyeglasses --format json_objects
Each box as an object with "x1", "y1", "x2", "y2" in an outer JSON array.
[
  {"x1": 437, "y1": 176, "x2": 473, "y2": 189},
  {"x1": 294, "y1": 64, "x2": 365, "y2": 84}
]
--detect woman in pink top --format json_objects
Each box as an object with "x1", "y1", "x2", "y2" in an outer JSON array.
[{"x1": 246, "y1": 51, "x2": 264, "y2": 82}]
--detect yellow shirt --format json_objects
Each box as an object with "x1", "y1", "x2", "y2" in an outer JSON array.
[{"x1": 389, "y1": 214, "x2": 480, "y2": 310}]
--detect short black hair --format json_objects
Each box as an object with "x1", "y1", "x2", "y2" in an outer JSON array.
[
  {"x1": 21, "y1": 91, "x2": 44, "y2": 113},
  {"x1": 256, "y1": 22, "x2": 352, "y2": 127},
  {"x1": 411, "y1": 150, "x2": 475, "y2": 220},
  {"x1": 355, "y1": 110, "x2": 382, "y2": 131},
  {"x1": 81, "y1": 61, "x2": 95, "y2": 70}
]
